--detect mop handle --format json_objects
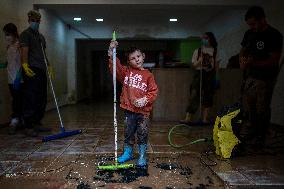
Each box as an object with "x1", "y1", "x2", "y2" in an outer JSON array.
[
  {"x1": 199, "y1": 49, "x2": 202, "y2": 119},
  {"x1": 112, "y1": 31, "x2": 118, "y2": 164},
  {"x1": 40, "y1": 43, "x2": 65, "y2": 132}
]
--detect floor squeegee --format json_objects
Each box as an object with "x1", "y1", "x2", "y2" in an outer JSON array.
[
  {"x1": 97, "y1": 31, "x2": 134, "y2": 170},
  {"x1": 41, "y1": 42, "x2": 82, "y2": 142}
]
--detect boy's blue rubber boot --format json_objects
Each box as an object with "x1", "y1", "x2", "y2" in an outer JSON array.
[
  {"x1": 137, "y1": 144, "x2": 147, "y2": 167},
  {"x1": 118, "y1": 144, "x2": 133, "y2": 163}
]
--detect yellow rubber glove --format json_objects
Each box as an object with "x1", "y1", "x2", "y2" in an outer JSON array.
[
  {"x1": 22, "y1": 63, "x2": 35, "y2": 77},
  {"x1": 48, "y1": 65, "x2": 55, "y2": 80}
]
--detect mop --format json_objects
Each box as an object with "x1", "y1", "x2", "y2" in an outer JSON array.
[
  {"x1": 184, "y1": 50, "x2": 213, "y2": 126},
  {"x1": 41, "y1": 43, "x2": 82, "y2": 142},
  {"x1": 97, "y1": 31, "x2": 134, "y2": 170}
]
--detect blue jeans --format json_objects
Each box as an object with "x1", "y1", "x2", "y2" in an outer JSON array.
[{"x1": 124, "y1": 110, "x2": 149, "y2": 145}]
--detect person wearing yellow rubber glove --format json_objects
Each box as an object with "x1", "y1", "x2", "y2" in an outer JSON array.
[
  {"x1": 19, "y1": 10, "x2": 52, "y2": 137},
  {"x1": 22, "y1": 62, "x2": 35, "y2": 77}
]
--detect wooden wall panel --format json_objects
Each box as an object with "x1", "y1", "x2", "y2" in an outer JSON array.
[{"x1": 152, "y1": 68, "x2": 243, "y2": 121}]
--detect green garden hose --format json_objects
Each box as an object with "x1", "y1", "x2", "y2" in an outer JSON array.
[{"x1": 168, "y1": 124, "x2": 212, "y2": 148}]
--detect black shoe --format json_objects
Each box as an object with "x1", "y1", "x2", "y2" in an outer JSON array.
[
  {"x1": 231, "y1": 142, "x2": 247, "y2": 157},
  {"x1": 25, "y1": 128, "x2": 38, "y2": 137},
  {"x1": 179, "y1": 119, "x2": 192, "y2": 124},
  {"x1": 8, "y1": 125, "x2": 17, "y2": 135},
  {"x1": 34, "y1": 122, "x2": 52, "y2": 132},
  {"x1": 8, "y1": 118, "x2": 20, "y2": 135},
  {"x1": 252, "y1": 139, "x2": 265, "y2": 150},
  {"x1": 37, "y1": 127, "x2": 52, "y2": 132}
]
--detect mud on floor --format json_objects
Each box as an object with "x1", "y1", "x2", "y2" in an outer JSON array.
[{"x1": 0, "y1": 153, "x2": 223, "y2": 189}]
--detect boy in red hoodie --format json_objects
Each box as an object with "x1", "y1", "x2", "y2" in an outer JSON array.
[{"x1": 108, "y1": 40, "x2": 158, "y2": 167}]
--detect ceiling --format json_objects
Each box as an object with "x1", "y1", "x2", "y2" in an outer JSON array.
[{"x1": 38, "y1": 4, "x2": 248, "y2": 29}]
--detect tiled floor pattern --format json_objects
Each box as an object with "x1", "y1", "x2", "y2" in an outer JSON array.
[{"x1": 0, "y1": 102, "x2": 283, "y2": 188}]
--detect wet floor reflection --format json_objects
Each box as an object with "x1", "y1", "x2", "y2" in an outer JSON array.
[{"x1": 0, "y1": 102, "x2": 230, "y2": 188}]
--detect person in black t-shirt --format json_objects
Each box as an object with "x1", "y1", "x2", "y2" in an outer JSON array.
[
  {"x1": 20, "y1": 10, "x2": 54, "y2": 137},
  {"x1": 239, "y1": 6, "x2": 283, "y2": 148}
]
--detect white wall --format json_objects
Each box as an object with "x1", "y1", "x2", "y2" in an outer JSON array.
[
  {"x1": 65, "y1": 28, "x2": 87, "y2": 103},
  {"x1": 34, "y1": 0, "x2": 266, "y2": 6},
  {"x1": 203, "y1": 9, "x2": 248, "y2": 68},
  {"x1": 74, "y1": 24, "x2": 200, "y2": 39}
]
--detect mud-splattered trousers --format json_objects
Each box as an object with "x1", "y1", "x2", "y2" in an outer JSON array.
[
  {"x1": 242, "y1": 77, "x2": 276, "y2": 139},
  {"x1": 124, "y1": 110, "x2": 149, "y2": 145}
]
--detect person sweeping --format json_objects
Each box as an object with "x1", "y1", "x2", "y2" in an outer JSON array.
[
  {"x1": 19, "y1": 10, "x2": 54, "y2": 137},
  {"x1": 107, "y1": 39, "x2": 158, "y2": 167},
  {"x1": 180, "y1": 32, "x2": 220, "y2": 124}
]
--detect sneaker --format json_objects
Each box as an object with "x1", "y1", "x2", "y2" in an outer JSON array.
[
  {"x1": 252, "y1": 136, "x2": 265, "y2": 150},
  {"x1": 9, "y1": 118, "x2": 19, "y2": 127},
  {"x1": 8, "y1": 125, "x2": 17, "y2": 135},
  {"x1": 8, "y1": 118, "x2": 19, "y2": 135},
  {"x1": 34, "y1": 122, "x2": 52, "y2": 132},
  {"x1": 179, "y1": 113, "x2": 193, "y2": 124},
  {"x1": 38, "y1": 127, "x2": 52, "y2": 132}
]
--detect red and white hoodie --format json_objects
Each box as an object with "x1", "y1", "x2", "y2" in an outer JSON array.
[{"x1": 108, "y1": 58, "x2": 158, "y2": 116}]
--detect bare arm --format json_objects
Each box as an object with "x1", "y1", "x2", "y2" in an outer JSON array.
[
  {"x1": 21, "y1": 46, "x2": 29, "y2": 65},
  {"x1": 239, "y1": 47, "x2": 252, "y2": 69}
]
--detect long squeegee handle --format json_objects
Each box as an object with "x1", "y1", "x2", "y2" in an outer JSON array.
[
  {"x1": 40, "y1": 43, "x2": 65, "y2": 132},
  {"x1": 112, "y1": 31, "x2": 118, "y2": 165},
  {"x1": 112, "y1": 31, "x2": 116, "y2": 41}
]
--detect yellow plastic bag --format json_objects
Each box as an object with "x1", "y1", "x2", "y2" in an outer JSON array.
[{"x1": 213, "y1": 109, "x2": 241, "y2": 158}]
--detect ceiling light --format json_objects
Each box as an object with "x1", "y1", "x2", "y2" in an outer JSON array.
[
  {"x1": 96, "y1": 18, "x2": 104, "y2": 22},
  {"x1": 73, "y1": 17, "x2": 81, "y2": 21},
  {"x1": 169, "y1": 18, "x2": 177, "y2": 22}
]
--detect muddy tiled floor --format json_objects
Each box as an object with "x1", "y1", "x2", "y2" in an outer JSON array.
[{"x1": 0, "y1": 102, "x2": 283, "y2": 189}]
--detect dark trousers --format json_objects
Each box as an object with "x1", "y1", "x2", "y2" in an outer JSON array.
[
  {"x1": 186, "y1": 70, "x2": 215, "y2": 113},
  {"x1": 124, "y1": 110, "x2": 149, "y2": 145},
  {"x1": 22, "y1": 67, "x2": 47, "y2": 128},
  {"x1": 242, "y1": 77, "x2": 275, "y2": 140},
  {"x1": 8, "y1": 84, "x2": 23, "y2": 119}
]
